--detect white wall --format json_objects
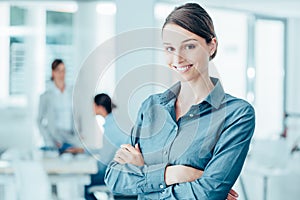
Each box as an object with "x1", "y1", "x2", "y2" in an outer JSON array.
[
  {"x1": 286, "y1": 18, "x2": 300, "y2": 146},
  {"x1": 287, "y1": 18, "x2": 300, "y2": 114}
]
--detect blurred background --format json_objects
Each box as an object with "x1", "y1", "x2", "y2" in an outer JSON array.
[{"x1": 0, "y1": 0, "x2": 300, "y2": 200}]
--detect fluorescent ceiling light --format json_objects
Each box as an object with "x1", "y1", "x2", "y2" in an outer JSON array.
[{"x1": 96, "y1": 2, "x2": 116, "y2": 15}]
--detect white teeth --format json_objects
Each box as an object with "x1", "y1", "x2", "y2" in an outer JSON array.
[
  {"x1": 175, "y1": 65, "x2": 192, "y2": 71},
  {"x1": 177, "y1": 66, "x2": 189, "y2": 71}
]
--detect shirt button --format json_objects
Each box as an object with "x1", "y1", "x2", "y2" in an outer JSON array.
[
  {"x1": 159, "y1": 184, "x2": 164, "y2": 189},
  {"x1": 164, "y1": 151, "x2": 168, "y2": 155},
  {"x1": 189, "y1": 113, "x2": 194, "y2": 117}
]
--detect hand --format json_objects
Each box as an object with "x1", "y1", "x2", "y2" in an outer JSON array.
[
  {"x1": 226, "y1": 189, "x2": 239, "y2": 200},
  {"x1": 55, "y1": 142, "x2": 62, "y2": 148},
  {"x1": 114, "y1": 143, "x2": 145, "y2": 166},
  {"x1": 64, "y1": 147, "x2": 84, "y2": 154},
  {"x1": 165, "y1": 165, "x2": 203, "y2": 185}
]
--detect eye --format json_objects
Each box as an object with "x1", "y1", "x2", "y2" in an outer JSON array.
[
  {"x1": 165, "y1": 46, "x2": 175, "y2": 52},
  {"x1": 184, "y1": 44, "x2": 196, "y2": 50}
]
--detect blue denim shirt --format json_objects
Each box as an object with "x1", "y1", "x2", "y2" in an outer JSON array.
[
  {"x1": 105, "y1": 78, "x2": 255, "y2": 200},
  {"x1": 98, "y1": 113, "x2": 131, "y2": 166}
]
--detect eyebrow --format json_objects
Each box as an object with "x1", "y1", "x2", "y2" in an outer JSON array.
[{"x1": 163, "y1": 38, "x2": 198, "y2": 45}]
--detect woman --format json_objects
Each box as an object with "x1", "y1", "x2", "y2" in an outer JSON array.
[
  {"x1": 37, "y1": 59, "x2": 83, "y2": 153},
  {"x1": 94, "y1": 93, "x2": 130, "y2": 154},
  {"x1": 105, "y1": 3, "x2": 255, "y2": 200},
  {"x1": 85, "y1": 94, "x2": 132, "y2": 200}
]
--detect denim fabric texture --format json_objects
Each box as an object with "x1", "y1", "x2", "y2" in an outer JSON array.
[{"x1": 105, "y1": 77, "x2": 255, "y2": 200}]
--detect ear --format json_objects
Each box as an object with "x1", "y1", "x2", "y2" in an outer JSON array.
[{"x1": 209, "y1": 37, "x2": 217, "y2": 56}]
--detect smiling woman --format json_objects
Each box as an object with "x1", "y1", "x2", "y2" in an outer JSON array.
[{"x1": 105, "y1": 3, "x2": 255, "y2": 200}]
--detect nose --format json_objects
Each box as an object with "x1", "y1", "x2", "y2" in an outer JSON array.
[{"x1": 172, "y1": 50, "x2": 185, "y2": 65}]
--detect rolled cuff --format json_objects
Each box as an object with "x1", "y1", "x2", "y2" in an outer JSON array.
[{"x1": 145, "y1": 163, "x2": 168, "y2": 192}]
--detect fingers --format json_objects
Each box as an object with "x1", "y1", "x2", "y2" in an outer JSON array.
[
  {"x1": 135, "y1": 143, "x2": 141, "y2": 152},
  {"x1": 114, "y1": 148, "x2": 130, "y2": 164},
  {"x1": 115, "y1": 147, "x2": 138, "y2": 164},
  {"x1": 113, "y1": 144, "x2": 145, "y2": 166},
  {"x1": 226, "y1": 189, "x2": 238, "y2": 200},
  {"x1": 113, "y1": 154, "x2": 126, "y2": 164},
  {"x1": 120, "y1": 144, "x2": 136, "y2": 153},
  {"x1": 115, "y1": 148, "x2": 130, "y2": 161},
  {"x1": 229, "y1": 189, "x2": 238, "y2": 198},
  {"x1": 226, "y1": 193, "x2": 237, "y2": 200}
]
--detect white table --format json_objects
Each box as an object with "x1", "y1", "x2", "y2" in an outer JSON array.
[
  {"x1": 241, "y1": 156, "x2": 300, "y2": 200},
  {"x1": 0, "y1": 155, "x2": 98, "y2": 200}
]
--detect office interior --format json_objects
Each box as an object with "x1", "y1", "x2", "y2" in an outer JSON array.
[{"x1": 0, "y1": 0, "x2": 300, "y2": 199}]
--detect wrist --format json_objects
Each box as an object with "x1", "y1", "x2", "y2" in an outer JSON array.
[{"x1": 165, "y1": 165, "x2": 178, "y2": 186}]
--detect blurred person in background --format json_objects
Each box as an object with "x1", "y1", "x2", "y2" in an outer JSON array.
[
  {"x1": 85, "y1": 93, "x2": 132, "y2": 200},
  {"x1": 37, "y1": 59, "x2": 83, "y2": 154}
]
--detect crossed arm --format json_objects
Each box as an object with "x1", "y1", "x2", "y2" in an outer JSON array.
[
  {"x1": 106, "y1": 103, "x2": 255, "y2": 199},
  {"x1": 114, "y1": 143, "x2": 239, "y2": 200}
]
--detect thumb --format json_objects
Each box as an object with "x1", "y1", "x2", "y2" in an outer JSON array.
[{"x1": 135, "y1": 143, "x2": 141, "y2": 152}]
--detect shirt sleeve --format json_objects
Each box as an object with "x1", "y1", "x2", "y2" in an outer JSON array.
[
  {"x1": 105, "y1": 161, "x2": 167, "y2": 195},
  {"x1": 104, "y1": 97, "x2": 168, "y2": 195},
  {"x1": 37, "y1": 93, "x2": 56, "y2": 147},
  {"x1": 170, "y1": 104, "x2": 255, "y2": 200}
]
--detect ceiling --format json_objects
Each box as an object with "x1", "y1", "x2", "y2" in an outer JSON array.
[
  {"x1": 1, "y1": 0, "x2": 300, "y2": 17},
  {"x1": 166, "y1": 0, "x2": 300, "y2": 17}
]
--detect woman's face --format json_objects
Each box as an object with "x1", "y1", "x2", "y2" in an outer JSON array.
[
  {"x1": 52, "y1": 63, "x2": 65, "y2": 82},
  {"x1": 162, "y1": 24, "x2": 216, "y2": 82}
]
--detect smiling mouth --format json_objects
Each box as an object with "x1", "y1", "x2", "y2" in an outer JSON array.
[{"x1": 174, "y1": 64, "x2": 193, "y2": 72}]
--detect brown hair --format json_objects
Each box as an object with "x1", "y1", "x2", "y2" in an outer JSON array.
[
  {"x1": 51, "y1": 59, "x2": 64, "y2": 81},
  {"x1": 162, "y1": 3, "x2": 218, "y2": 60}
]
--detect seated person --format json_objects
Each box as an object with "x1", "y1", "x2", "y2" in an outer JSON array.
[
  {"x1": 37, "y1": 59, "x2": 83, "y2": 154},
  {"x1": 85, "y1": 93, "x2": 131, "y2": 200}
]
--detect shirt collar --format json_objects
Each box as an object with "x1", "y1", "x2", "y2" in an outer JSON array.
[
  {"x1": 48, "y1": 81, "x2": 70, "y2": 95},
  {"x1": 47, "y1": 81, "x2": 60, "y2": 94},
  {"x1": 204, "y1": 77, "x2": 225, "y2": 109},
  {"x1": 159, "y1": 77, "x2": 225, "y2": 109},
  {"x1": 159, "y1": 81, "x2": 181, "y2": 105}
]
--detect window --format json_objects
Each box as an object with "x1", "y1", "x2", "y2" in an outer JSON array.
[
  {"x1": 209, "y1": 8, "x2": 248, "y2": 99},
  {"x1": 45, "y1": 10, "x2": 75, "y2": 87},
  {"x1": 154, "y1": 3, "x2": 287, "y2": 139},
  {"x1": 253, "y1": 18, "x2": 286, "y2": 138},
  {"x1": 154, "y1": 4, "x2": 248, "y2": 99},
  {"x1": 46, "y1": 11, "x2": 73, "y2": 45},
  {"x1": 10, "y1": 6, "x2": 27, "y2": 26},
  {"x1": 9, "y1": 37, "x2": 25, "y2": 95},
  {"x1": 8, "y1": 6, "x2": 27, "y2": 96}
]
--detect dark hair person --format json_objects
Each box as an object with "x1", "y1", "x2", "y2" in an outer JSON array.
[
  {"x1": 38, "y1": 59, "x2": 83, "y2": 153},
  {"x1": 94, "y1": 93, "x2": 116, "y2": 116},
  {"x1": 162, "y1": 3, "x2": 218, "y2": 60},
  {"x1": 105, "y1": 3, "x2": 255, "y2": 200},
  {"x1": 51, "y1": 59, "x2": 64, "y2": 81}
]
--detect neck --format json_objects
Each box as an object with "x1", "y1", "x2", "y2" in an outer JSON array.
[
  {"x1": 54, "y1": 80, "x2": 65, "y2": 92},
  {"x1": 98, "y1": 110, "x2": 108, "y2": 118},
  {"x1": 103, "y1": 112, "x2": 108, "y2": 117},
  {"x1": 178, "y1": 76, "x2": 214, "y2": 105}
]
